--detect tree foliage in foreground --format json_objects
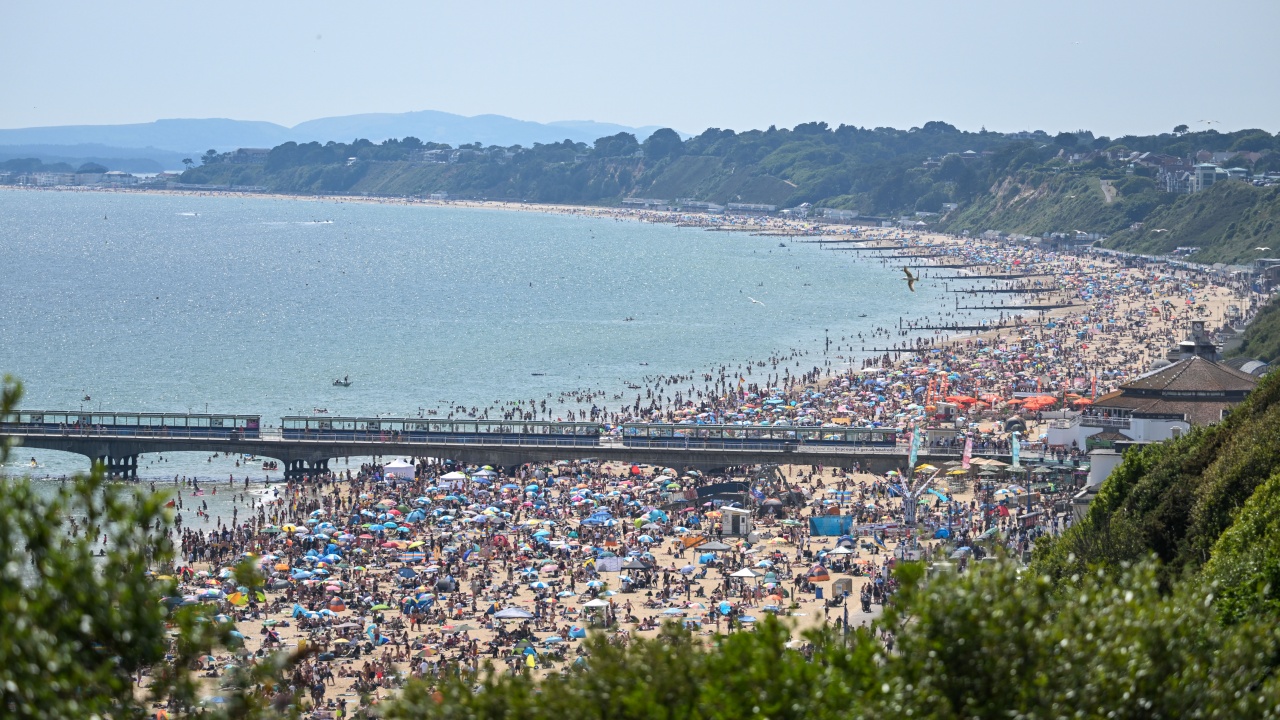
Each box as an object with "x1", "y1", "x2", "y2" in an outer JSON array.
[
  {"x1": 1032, "y1": 363, "x2": 1280, "y2": 596},
  {"x1": 0, "y1": 376, "x2": 305, "y2": 719},
  {"x1": 386, "y1": 561, "x2": 1280, "y2": 720}
]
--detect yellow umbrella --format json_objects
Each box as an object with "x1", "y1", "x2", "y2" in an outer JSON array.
[
  {"x1": 227, "y1": 592, "x2": 248, "y2": 606},
  {"x1": 408, "y1": 541, "x2": 425, "y2": 549},
  {"x1": 946, "y1": 468, "x2": 968, "y2": 476},
  {"x1": 915, "y1": 464, "x2": 938, "y2": 472}
]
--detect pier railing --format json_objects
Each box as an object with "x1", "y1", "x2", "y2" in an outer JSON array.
[{"x1": 1, "y1": 424, "x2": 973, "y2": 457}]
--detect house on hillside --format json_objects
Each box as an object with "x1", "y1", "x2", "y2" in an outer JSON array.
[
  {"x1": 230, "y1": 148, "x2": 271, "y2": 164},
  {"x1": 102, "y1": 170, "x2": 138, "y2": 186},
  {"x1": 726, "y1": 203, "x2": 777, "y2": 215},
  {"x1": 1191, "y1": 163, "x2": 1224, "y2": 192}
]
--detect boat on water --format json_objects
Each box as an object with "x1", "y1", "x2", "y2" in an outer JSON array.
[{"x1": 333, "y1": 375, "x2": 352, "y2": 387}]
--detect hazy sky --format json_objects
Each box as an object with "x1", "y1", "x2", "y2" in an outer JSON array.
[{"x1": 3, "y1": 0, "x2": 1276, "y2": 137}]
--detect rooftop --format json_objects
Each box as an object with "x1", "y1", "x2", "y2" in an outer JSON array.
[
  {"x1": 1094, "y1": 356, "x2": 1259, "y2": 426},
  {"x1": 1121, "y1": 356, "x2": 1259, "y2": 394}
]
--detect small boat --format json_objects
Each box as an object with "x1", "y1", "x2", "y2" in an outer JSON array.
[
  {"x1": 333, "y1": 375, "x2": 352, "y2": 387},
  {"x1": 778, "y1": 242, "x2": 787, "y2": 248}
]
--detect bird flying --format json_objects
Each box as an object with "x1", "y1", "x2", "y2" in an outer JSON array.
[
  {"x1": 748, "y1": 297, "x2": 765, "y2": 306},
  {"x1": 1257, "y1": 247, "x2": 1272, "y2": 251},
  {"x1": 902, "y1": 267, "x2": 918, "y2": 292}
]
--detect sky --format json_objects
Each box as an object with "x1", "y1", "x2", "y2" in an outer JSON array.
[{"x1": 2, "y1": 0, "x2": 1277, "y2": 138}]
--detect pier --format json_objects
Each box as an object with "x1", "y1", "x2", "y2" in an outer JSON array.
[{"x1": 4, "y1": 421, "x2": 979, "y2": 478}]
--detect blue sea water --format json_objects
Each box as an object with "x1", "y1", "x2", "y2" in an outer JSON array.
[{"x1": 1, "y1": 189, "x2": 976, "y2": 492}]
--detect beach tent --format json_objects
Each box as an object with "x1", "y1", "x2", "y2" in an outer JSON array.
[
  {"x1": 494, "y1": 607, "x2": 535, "y2": 620},
  {"x1": 384, "y1": 459, "x2": 415, "y2": 478}
]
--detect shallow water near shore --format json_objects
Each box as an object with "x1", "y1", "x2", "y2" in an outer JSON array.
[{"x1": 1, "y1": 190, "x2": 992, "y2": 507}]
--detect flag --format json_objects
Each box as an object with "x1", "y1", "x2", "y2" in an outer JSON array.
[
  {"x1": 872, "y1": 533, "x2": 887, "y2": 549},
  {"x1": 962, "y1": 435, "x2": 972, "y2": 470},
  {"x1": 1011, "y1": 431, "x2": 1021, "y2": 469},
  {"x1": 908, "y1": 427, "x2": 921, "y2": 471}
]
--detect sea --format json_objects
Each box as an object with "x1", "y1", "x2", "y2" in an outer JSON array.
[{"x1": 0, "y1": 189, "x2": 988, "y2": 526}]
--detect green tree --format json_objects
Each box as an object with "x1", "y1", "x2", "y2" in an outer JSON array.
[
  {"x1": 76, "y1": 162, "x2": 108, "y2": 174},
  {"x1": 0, "y1": 376, "x2": 305, "y2": 719},
  {"x1": 1054, "y1": 131, "x2": 1078, "y2": 148},
  {"x1": 642, "y1": 128, "x2": 684, "y2": 161},
  {"x1": 1174, "y1": 124, "x2": 1189, "y2": 135},
  {"x1": 1230, "y1": 131, "x2": 1276, "y2": 152},
  {"x1": 182, "y1": 158, "x2": 193, "y2": 169},
  {"x1": 383, "y1": 559, "x2": 1280, "y2": 719},
  {"x1": 592, "y1": 132, "x2": 640, "y2": 158}
]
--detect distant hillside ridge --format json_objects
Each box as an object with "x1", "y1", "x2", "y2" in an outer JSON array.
[
  {"x1": 1103, "y1": 182, "x2": 1280, "y2": 264},
  {"x1": 0, "y1": 111, "x2": 672, "y2": 157},
  {"x1": 167, "y1": 123, "x2": 1277, "y2": 233}
]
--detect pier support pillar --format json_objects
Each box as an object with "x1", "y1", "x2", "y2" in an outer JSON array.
[
  {"x1": 284, "y1": 459, "x2": 330, "y2": 481},
  {"x1": 95, "y1": 454, "x2": 139, "y2": 480}
]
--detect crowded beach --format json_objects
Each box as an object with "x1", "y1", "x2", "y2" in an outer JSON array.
[{"x1": 94, "y1": 219, "x2": 1265, "y2": 717}]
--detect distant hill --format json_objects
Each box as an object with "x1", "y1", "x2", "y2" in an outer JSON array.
[
  {"x1": 0, "y1": 118, "x2": 293, "y2": 154},
  {"x1": 166, "y1": 123, "x2": 1280, "y2": 224},
  {"x1": 0, "y1": 111, "x2": 672, "y2": 162},
  {"x1": 0, "y1": 144, "x2": 191, "y2": 173},
  {"x1": 939, "y1": 172, "x2": 1137, "y2": 237},
  {"x1": 1103, "y1": 182, "x2": 1280, "y2": 264}
]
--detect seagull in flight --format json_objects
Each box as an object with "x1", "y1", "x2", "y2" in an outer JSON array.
[
  {"x1": 1256, "y1": 247, "x2": 1272, "y2": 251},
  {"x1": 902, "y1": 267, "x2": 918, "y2": 292},
  {"x1": 748, "y1": 297, "x2": 765, "y2": 306}
]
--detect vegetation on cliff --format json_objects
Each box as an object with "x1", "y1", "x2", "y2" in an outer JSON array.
[
  {"x1": 1230, "y1": 293, "x2": 1280, "y2": 363},
  {"x1": 1031, "y1": 366, "x2": 1280, "y2": 623}
]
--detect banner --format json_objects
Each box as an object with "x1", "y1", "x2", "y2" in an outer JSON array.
[
  {"x1": 1011, "y1": 431, "x2": 1021, "y2": 469},
  {"x1": 808, "y1": 515, "x2": 854, "y2": 537},
  {"x1": 962, "y1": 435, "x2": 972, "y2": 470}
]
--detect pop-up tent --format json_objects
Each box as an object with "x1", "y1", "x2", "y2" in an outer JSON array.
[{"x1": 383, "y1": 459, "x2": 415, "y2": 478}]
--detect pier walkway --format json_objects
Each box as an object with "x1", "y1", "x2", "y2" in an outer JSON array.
[{"x1": 3, "y1": 426, "x2": 1013, "y2": 479}]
